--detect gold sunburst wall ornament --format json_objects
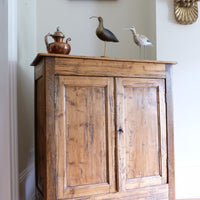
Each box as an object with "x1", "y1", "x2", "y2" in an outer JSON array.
[{"x1": 174, "y1": 0, "x2": 200, "y2": 24}]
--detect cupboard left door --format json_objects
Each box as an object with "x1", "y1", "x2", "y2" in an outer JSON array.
[{"x1": 55, "y1": 76, "x2": 116, "y2": 199}]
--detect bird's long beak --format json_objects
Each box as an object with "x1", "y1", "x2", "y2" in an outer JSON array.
[
  {"x1": 123, "y1": 28, "x2": 130, "y2": 30},
  {"x1": 89, "y1": 16, "x2": 98, "y2": 19}
]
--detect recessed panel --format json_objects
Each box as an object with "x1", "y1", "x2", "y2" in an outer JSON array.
[
  {"x1": 124, "y1": 87, "x2": 160, "y2": 180},
  {"x1": 56, "y1": 76, "x2": 115, "y2": 199},
  {"x1": 36, "y1": 77, "x2": 46, "y2": 196},
  {"x1": 116, "y1": 78, "x2": 167, "y2": 191},
  {"x1": 65, "y1": 86, "x2": 108, "y2": 187}
]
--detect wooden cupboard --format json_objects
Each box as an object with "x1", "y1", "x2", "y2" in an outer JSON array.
[{"x1": 31, "y1": 54, "x2": 176, "y2": 200}]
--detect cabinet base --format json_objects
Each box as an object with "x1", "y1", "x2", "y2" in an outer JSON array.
[{"x1": 36, "y1": 184, "x2": 169, "y2": 200}]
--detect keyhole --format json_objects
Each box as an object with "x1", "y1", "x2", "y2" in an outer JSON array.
[{"x1": 118, "y1": 128, "x2": 124, "y2": 134}]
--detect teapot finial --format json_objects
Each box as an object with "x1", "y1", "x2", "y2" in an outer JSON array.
[{"x1": 57, "y1": 26, "x2": 60, "y2": 32}]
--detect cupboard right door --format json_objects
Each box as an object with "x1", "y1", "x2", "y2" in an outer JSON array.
[{"x1": 116, "y1": 78, "x2": 167, "y2": 192}]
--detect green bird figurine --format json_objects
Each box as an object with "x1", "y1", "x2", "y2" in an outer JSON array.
[{"x1": 90, "y1": 16, "x2": 119, "y2": 57}]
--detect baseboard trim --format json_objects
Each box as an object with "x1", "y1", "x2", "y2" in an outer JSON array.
[
  {"x1": 31, "y1": 193, "x2": 35, "y2": 200},
  {"x1": 19, "y1": 164, "x2": 34, "y2": 183},
  {"x1": 19, "y1": 164, "x2": 35, "y2": 199},
  {"x1": 177, "y1": 199, "x2": 200, "y2": 200}
]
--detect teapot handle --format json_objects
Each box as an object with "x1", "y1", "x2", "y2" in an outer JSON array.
[
  {"x1": 45, "y1": 33, "x2": 51, "y2": 52},
  {"x1": 66, "y1": 37, "x2": 71, "y2": 44}
]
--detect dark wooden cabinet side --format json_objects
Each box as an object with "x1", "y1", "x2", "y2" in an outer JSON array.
[
  {"x1": 35, "y1": 59, "x2": 46, "y2": 200},
  {"x1": 32, "y1": 54, "x2": 176, "y2": 200},
  {"x1": 35, "y1": 57, "x2": 57, "y2": 200},
  {"x1": 35, "y1": 65, "x2": 46, "y2": 199}
]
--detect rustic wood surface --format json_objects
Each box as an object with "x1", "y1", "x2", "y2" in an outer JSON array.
[
  {"x1": 31, "y1": 53, "x2": 177, "y2": 66},
  {"x1": 116, "y1": 78, "x2": 167, "y2": 192},
  {"x1": 55, "y1": 76, "x2": 115, "y2": 199},
  {"x1": 35, "y1": 76, "x2": 46, "y2": 196},
  {"x1": 54, "y1": 57, "x2": 167, "y2": 78},
  {"x1": 44, "y1": 57, "x2": 56, "y2": 200},
  {"x1": 32, "y1": 55, "x2": 175, "y2": 200},
  {"x1": 64, "y1": 184, "x2": 169, "y2": 200},
  {"x1": 35, "y1": 59, "x2": 44, "y2": 80}
]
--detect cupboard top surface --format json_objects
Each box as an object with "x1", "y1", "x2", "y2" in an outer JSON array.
[{"x1": 31, "y1": 53, "x2": 177, "y2": 66}]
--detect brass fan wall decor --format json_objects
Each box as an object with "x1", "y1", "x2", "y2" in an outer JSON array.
[{"x1": 174, "y1": 0, "x2": 200, "y2": 24}]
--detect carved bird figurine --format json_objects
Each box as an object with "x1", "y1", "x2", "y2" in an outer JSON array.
[
  {"x1": 124, "y1": 26, "x2": 153, "y2": 59},
  {"x1": 90, "y1": 16, "x2": 119, "y2": 57}
]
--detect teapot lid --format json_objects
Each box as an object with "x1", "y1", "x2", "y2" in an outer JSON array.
[{"x1": 51, "y1": 27, "x2": 65, "y2": 38}]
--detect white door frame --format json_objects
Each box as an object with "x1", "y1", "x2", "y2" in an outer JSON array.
[
  {"x1": 0, "y1": 0, "x2": 19, "y2": 199},
  {"x1": 8, "y1": 0, "x2": 19, "y2": 198}
]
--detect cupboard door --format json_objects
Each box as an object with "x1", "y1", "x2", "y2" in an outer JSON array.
[
  {"x1": 116, "y1": 78, "x2": 167, "y2": 191},
  {"x1": 55, "y1": 76, "x2": 115, "y2": 199}
]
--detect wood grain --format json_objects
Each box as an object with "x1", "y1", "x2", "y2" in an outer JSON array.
[
  {"x1": 54, "y1": 57, "x2": 166, "y2": 78},
  {"x1": 32, "y1": 55, "x2": 175, "y2": 200},
  {"x1": 35, "y1": 59, "x2": 44, "y2": 80},
  {"x1": 66, "y1": 86, "x2": 107, "y2": 186},
  {"x1": 35, "y1": 59, "x2": 46, "y2": 200},
  {"x1": 55, "y1": 76, "x2": 115, "y2": 199},
  {"x1": 64, "y1": 184, "x2": 169, "y2": 200},
  {"x1": 44, "y1": 57, "x2": 56, "y2": 200},
  {"x1": 35, "y1": 76, "x2": 46, "y2": 197},
  {"x1": 116, "y1": 78, "x2": 167, "y2": 191},
  {"x1": 31, "y1": 53, "x2": 177, "y2": 66}
]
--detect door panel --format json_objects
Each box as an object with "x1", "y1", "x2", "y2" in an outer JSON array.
[
  {"x1": 116, "y1": 78, "x2": 167, "y2": 191},
  {"x1": 55, "y1": 76, "x2": 115, "y2": 199},
  {"x1": 125, "y1": 86, "x2": 160, "y2": 179},
  {"x1": 35, "y1": 77, "x2": 46, "y2": 197}
]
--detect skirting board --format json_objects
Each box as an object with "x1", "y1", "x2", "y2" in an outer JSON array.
[
  {"x1": 19, "y1": 164, "x2": 35, "y2": 199},
  {"x1": 19, "y1": 164, "x2": 34, "y2": 183},
  {"x1": 31, "y1": 193, "x2": 35, "y2": 200}
]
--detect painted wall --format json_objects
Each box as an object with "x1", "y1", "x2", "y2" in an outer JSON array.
[
  {"x1": 37, "y1": 0, "x2": 156, "y2": 60},
  {"x1": 156, "y1": 0, "x2": 200, "y2": 198},
  {"x1": 0, "y1": 0, "x2": 11, "y2": 199},
  {"x1": 18, "y1": 0, "x2": 36, "y2": 199}
]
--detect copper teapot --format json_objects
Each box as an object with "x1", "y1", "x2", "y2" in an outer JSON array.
[{"x1": 45, "y1": 27, "x2": 71, "y2": 54}]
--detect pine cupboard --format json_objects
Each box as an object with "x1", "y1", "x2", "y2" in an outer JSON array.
[{"x1": 31, "y1": 54, "x2": 176, "y2": 200}]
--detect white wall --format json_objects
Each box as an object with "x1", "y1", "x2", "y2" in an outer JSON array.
[
  {"x1": 37, "y1": 0, "x2": 156, "y2": 60},
  {"x1": 156, "y1": 0, "x2": 200, "y2": 198},
  {"x1": 18, "y1": 0, "x2": 36, "y2": 199},
  {"x1": 1, "y1": 0, "x2": 18, "y2": 199},
  {"x1": 0, "y1": 0, "x2": 11, "y2": 199}
]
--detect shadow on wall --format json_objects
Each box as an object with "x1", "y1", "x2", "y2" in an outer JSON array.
[{"x1": 17, "y1": 64, "x2": 35, "y2": 199}]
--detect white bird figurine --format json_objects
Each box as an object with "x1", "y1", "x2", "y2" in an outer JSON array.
[{"x1": 124, "y1": 26, "x2": 153, "y2": 59}]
